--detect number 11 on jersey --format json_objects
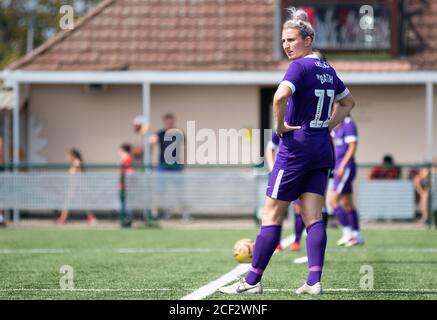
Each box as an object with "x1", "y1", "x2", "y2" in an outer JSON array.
[{"x1": 310, "y1": 89, "x2": 335, "y2": 128}]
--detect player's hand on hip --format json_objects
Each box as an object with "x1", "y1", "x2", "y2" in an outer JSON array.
[{"x1": 276, "y1": 122, "x2": 301, "y2": 136}]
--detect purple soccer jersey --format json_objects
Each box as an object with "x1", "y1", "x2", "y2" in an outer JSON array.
[
  {"x1": 275, "y1": 54, "x2": 349, "y2": 172},
  {"x1": 332, "y1": 117, "x2": 358, "y2": 168},
  {"x1": 271, "y1": 131, "x2": 280, "y2": 147},
  {"x1": 331, "y1": 117, "x2": 358, "y2": 194},
  {"x1": 267, "y1": 54, "x2": 349, "y2": 202},
  {"x1": 267, "y1": 131, "x2": 280, "y2": 152}
]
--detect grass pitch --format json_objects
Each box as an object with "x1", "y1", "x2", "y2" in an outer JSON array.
[{"x1": 0, "y1": 226, "x2": 436, "y2": 300}]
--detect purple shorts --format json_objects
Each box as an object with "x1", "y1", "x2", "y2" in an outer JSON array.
[
  {"x1": 331, "y1": 164, "x2": 356, "y2": 194},
  {"x1": 266, "y1": 167, "x2": 330, "y2": 202}
]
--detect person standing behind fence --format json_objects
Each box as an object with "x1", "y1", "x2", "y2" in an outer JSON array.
[
  {"x1": 414, "y1": 168, "x2": 428, "y2": 225},
  {"x1": 414, "y1": 159, "x2": 437, "y2": 225},
  {"x1": 0, "y1": 136, "x2": 3, "y2": 167},
  {"x1": 141, "y1": 113, "x2": 188, "y2": 221},
  {"x1": 118, "y1": 143, "x2": 135, "y2": 227},
  {"x1": 0, "y1": 136, "x2": 5, "y2": 227},
  {"x1": 55, "y1": 149, "x2": 97, "y2": 225},
  {"x1": 132, "y1": 116, "x2": 147, "y2": 166},
  {"x1": 369, "y1": 155, "x2": 401, "y2": 180},
  {"x1": 329, "y1": 111, "x2": 364, "y2": 247}
]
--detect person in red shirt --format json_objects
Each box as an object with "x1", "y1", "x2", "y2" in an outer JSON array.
[
  {"x1": 118, "y1": 143, "x2": 134, "y2": 227},
  {"x1": 369, "y1": 155, "x2": 401, "y2": 180}
]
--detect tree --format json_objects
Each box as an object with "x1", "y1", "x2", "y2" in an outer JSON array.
[{"x1": 0, "y1": 0, "x2": 101, "y2": 69}]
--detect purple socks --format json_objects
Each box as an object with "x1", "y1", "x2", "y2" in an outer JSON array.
[
  {"x1": 347, "y1": 209, "x2": 360, "y2": 231},
  {"x1": 306, "y1": 220, "x2": 327, "y2": 286},
  {"x1": 245, "y1": 225, "x2": 282, "y2": 285},
  {"x1": 335, "y1": 206, "x2": 360, "y2": 231},
  {"x1": 334, "y1": 206, "x2": 349, "y2": 227},
  {"x1": 294, "y1": 214, "x2": 304, "y2": 243},
  {"x1": 246, "y1": 220, "x2": 328, "y2": 286}
]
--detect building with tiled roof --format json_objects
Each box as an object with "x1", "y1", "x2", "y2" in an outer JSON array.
[{"x1": 1, "y1": 0, "x2": 436, "y2": 164}]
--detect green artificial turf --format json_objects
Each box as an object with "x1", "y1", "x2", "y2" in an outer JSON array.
[{"x1": 0, "y1": 228, "x2": 436, "y2": 300}]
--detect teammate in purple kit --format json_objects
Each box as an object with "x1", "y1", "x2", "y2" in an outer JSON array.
[
  {"x1": 219, "y1": 9, "x2": 356, "y2": 295},
  {"x1": 329, "y1": 111, "x2": 364, "y2": 247}
]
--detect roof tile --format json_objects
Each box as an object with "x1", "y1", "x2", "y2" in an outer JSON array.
[{"x1": 7, "y1": 0, "x2": 435, "y2": 72}]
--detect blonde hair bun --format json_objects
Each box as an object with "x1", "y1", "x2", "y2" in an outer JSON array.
[{"x1": 286, "y1": 7, "x2": 308, "y2": 23}]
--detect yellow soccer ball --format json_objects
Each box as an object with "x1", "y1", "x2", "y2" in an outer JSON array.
[{"x1": 233, "y1": 239, "x2": 255, "y2": 263}]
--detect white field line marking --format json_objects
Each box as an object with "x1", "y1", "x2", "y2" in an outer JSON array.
[
  {"x1": 1, "y1": 288, "x2": 437, "y2": 294},
  {"x1": 264, "y1": 288, "x2": 437, "y2": 293},
  {"x1": 0, "y1": 288, "x2": 181, "y2": 292},
  {"x1": 1, "y1": 247, "x2": 437, "y2": 254},
  {"x1": 115, "y1": 248, "x2": 229, "y2": 253},
  {"x1": 328, "y1": 248, "x2": 437, "y2": 253},
  {"x1": 0, "y1": 249, "x2": 69, "y2": 254},
  {"x1": 0, "y1": 248, "x2": 230, "y2": 254},
  {"x1": 180, "y1": 235, "x2": 295, "y2": 300}
]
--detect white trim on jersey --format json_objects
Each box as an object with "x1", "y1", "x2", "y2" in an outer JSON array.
[
  {"x1": 280, "y1": 80, "x2": 296, "y2": 94},
  {"x1": 335, "y1": 88, "x2": 350, "y2": 101},
  {"x1": 336, "y1": 167, "x2": 351, "y2": 194},
  {"x1": 272, "y1": 169, "x2": 285, "y2": 199},
  {"x1": 304, "y1": 53, "x2": 321, "y2": 59},
  {"x1": 344, "y1": 135, "x2": 358, "y2": 143}
]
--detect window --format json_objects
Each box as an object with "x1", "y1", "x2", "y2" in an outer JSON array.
[{"x1": 281, "y1": 0, "x2": 400, "y2": 53}]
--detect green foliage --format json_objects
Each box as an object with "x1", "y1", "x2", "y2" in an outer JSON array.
[{"x1": 0, "y1": 0, "x2": 101, "y2": 69}]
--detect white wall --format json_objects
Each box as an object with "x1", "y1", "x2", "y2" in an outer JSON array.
[
  {"x1": 29, "y1": 84, "x2": 142, "y2": 163},
  {"x1": 28, "y1": 84, "x2": 260, "y2": 164},
  {"x1": 27, "y1": 83, "x2": 435, "y2": 164},
  {"x1": 349, "y1": 85, "x2": 435, "y2": 164}
]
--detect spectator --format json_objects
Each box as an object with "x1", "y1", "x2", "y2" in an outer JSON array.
[
  {"x1": 0, "y1": 136, "x2": 5, "y2": 227},
  {"x1": 369, "y1": 154, "x2": 401, "y2": 180},
  {"x1": 139, "y1": 113, "x2": 189, "y2": 221},
  {"x1": 132, "y1": 115, "x2": 147, "y2": 165},
  {"x1": 118, "y1": 143, "x2": 135, "y2": 227},
  {"x1": 0, "y1": 136, "x2": 3, "y2": 166},
  {"x1": 414, "y1": 167, "x2": 430, "y2": 225},
  {"x1": 55, "y1": 149, "x2": 97, "y2": 225},
  {"x1": 413, "y1": 160, "x2": 437, "y2": 225}
]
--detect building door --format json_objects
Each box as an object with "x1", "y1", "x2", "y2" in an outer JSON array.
[{"x1": 259, "y1": 87, "x2": 276, "y2": 157}]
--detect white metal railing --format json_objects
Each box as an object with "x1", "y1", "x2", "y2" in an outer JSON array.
[{"x1": 0, "y1": 170, "x2": 267, "y2": 212}]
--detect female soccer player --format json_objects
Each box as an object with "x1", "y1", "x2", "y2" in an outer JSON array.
[
  {"x1": 329, "y1": 112, "x2": 364, "y2": 246},
  {"x1": 219, "y1": 9, "x2": 355, "y2": 295}
]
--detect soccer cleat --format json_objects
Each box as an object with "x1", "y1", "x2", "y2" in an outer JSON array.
[
  {"x1": 276, "y1": 244, "x2": 283, "y2": 251},
  {"x1": 336, "y1": 235, "x2": 352, "y2": 246},
  {"x1": 345, "y1": 238, "x2": 364, "y2": 247},
  {"x1": 218, "y1": 278, "x2": 262, "y2": 294},
  {"x1": 293, "y1": 256, "x2": 308, "y2": 264},
  {"x1": 290, "y1": 242, "x2": 301, "y2": 251},
  {"x1": 295, "y1": 281, "x2": 322, "y2": 295}
]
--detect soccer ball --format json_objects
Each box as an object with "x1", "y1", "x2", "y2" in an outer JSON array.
[{"x1": 233, "y1": 238, "x2": 255, "y2": 263}]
